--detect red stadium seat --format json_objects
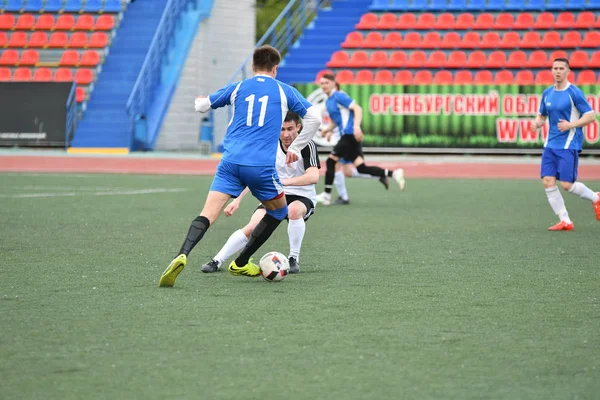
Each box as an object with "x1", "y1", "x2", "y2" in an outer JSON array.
[
  {"x1": 381, "y1": 32, "x2": 402, "y2": 48},
  {"x1": 568, "y1": 70, "x2": 575, "y2": 82},
  {"x1": 335, "y1": 70, "x2": 353, "y2": 84},
  {"x1": 506, "y1": 51, "x2": 527, "y2": 68},
  {"x1": 499, "y1": 32, "x2": 521, "y2": 49},
  {"x1": 494, "y1": 13, "x2": 514, "y2": 29},
  {"x1": 455, "y1": 13, "x2": 474, "y2": 30},
  {"x1": 447, "y1": 50, "x2": 467, "y2": 68},
  {"x1": 75, "y1": 14, "x2": 95, "y2": 30},
  {"x1": 48, "y1": 32, "x2": 68, "y2": 48},
  {"x1": 588, "y1": 51, "x2": 600, "y2": 68},
  {"x1": 526, "y1": 50, "x2": 548, "y2": 68},
  {"x1": 474, "y1": 70, "x2": 493, "y2": 84},
  {"x1": 425, "y1": 51, "x2": 447, "y2": 68},
  {"x1": 355, "y1": 13, "x2": 378, "y2": 29},
  {"x1": 514, "y1": 13, "x2": 534, "y2": 29},
  {"x1": 440, "y1": 32, "x2": 460, "y2": 49},
  {"x1": 366, "y1": 51, "x2": 387, "y2": 67},
  {"x1": 363, "y1": 32, "x2": 383, "y2": 48},
  {"x1": 466, "y1": 51, "x2": 486, "y2": 68},
  {"x1": 374, "y1": 70, "x2": 393, "y2": 84},
  {"x1": 521, "y1": 32, "x2": 541, "y2": 49},
  {"x1": 535, "y1": 70, "x2": 554, "y2": 85},
  {"x1": 341, "y1": 32, "x2": 363, "y2": 48},
  {"x1": 433, "y1": 70, "x2": 453, "y2": 84},
  {"x1": 402, "y1": 32, "x2": 421, "y2": 48},
  {"x1": 8, "y1": 32, "x2": 28, "y2": 48},
  {"x1": 473, "y1": 13, "x2": 494, "y2": 30},
  {"x1": 454, "y1": 70, "x2": 473, "y2": 84},
  {"x1": 0, "y1": 32, "x2": 7, "y2": 47},
  {"x1": 396, "y1": 13, "x2": 416, "y2": 29},
  {"x1": 515, "y1": 70, "x2": 534, "y2": 85},
  {"x1": 576, "y1": 70, "x2": 596, "y2": 85},
  {"x1": 415, "y1": 13, "x2": 436, "y2": 30},
  {"x1": 59, "y1": 50, "x2": 79, "y2": 66},
  {"x1": 68, "y1": 32, "x2": 88, "y2": 48},
  {"x1": 326, "y1": 51, "x2": 349, "y2": 68},
  {"x1": 19, "y1": 49, "x2": 38, "y2": 66},
  {"x1": 534, "y1": 12, "x2": 554, "y2": 29},
  {"x1": 348, "y1": 50, "x2": 369, "y2": 67},
  {"x1": 406, "y1": 50, "x2": 427, "y2": 67},
  {"x1": 570, "y1": 50, "x2": 588, "y2": 68},
  {"x1": 582, "y1": 31, "x2": 600, "y2": 48},
  {"x1": 376, "y1": 13, "x2": 397, "y2": 29},
  {"x1": 574, "y1": 12, "x2": 595, "y2": 29},
  {"x1": 28, "y1": 32, "x2": 48, "y2": 48},
  {"x1": 421, "y1": 32, "x2": 442, "y2": 49},
  {"x1": 460, "y1": 32, "x2": 480, "y2": 48},
  {"x1": 76, "y1": 87, "x2": 85, "y2": 103},
  {"x1": 0, "y1": 50, "x2": 19, "y2": 65},
  {"x1": 35, "y1": 14, "x2": 55, "y2": 30},
  {"x1": 89, "y1": 32, "x2": 109, "y2": 48},
  {"x1": 13, "y1": 67, "x2": 32, "y2": 81},
  {"x1": 0, "y1": 67, "x2": 11, "y2": 81},
  {"x1": 95, "y1": 15, "x2": 115, "y2": 31},
  {"x1": 387, "y1": 51, "x2": 407, "y2": 68},
  {"x1": 314, "y1": 69, "x2": 333, "y2": 83},
  {"x1": 394, "y1": 70, "x2": 413, "y2": 84},
  {"x1": 494, "y1": 70, "x2": 514, "y2": 84},
  {"x1": 75, "y1": 68, "x2": 94, "y2": 85},
  {"x1": 354, "y1": 70, "x2": 373, "y2": 84},
  {"x1": 560, "y1": 31, "x2": 581, "y2": 48},
  {"x1": 0, "y1": 14, "x2": 15, "y2": 30},
  {"x1": 15, "y1": 14, "x2": 35, "y2": 30},
  {"x1": 485, "y1": 51, "x2": 507, "y2": 68},
  {"x1": 555, "y1": 12, "x2": 575, "y2": 29},
  {"x1": 54, "y1": 68, "x2": 73, "y2": 82},
  {"x1": 414, "y1": 70, "x2": 432, "y2": 85},
  {"x1": 434, "y1": 13, "x2": 455, "y2": 30},
  {"x1": 55, "y1": 14, "x2": 75, "y2": 30},
  {"x1": 33, "y1": 67, "x2": 53, "y2": 81},
  {"x1": 540, "y1": 31, "x2": 561, "y2": 48},
  {"x1": 480, "y1": 32, "x2": 501, "y2": 49},
  {"x1": 80, "y1": 50, "x2": 99, "y2": 66},
  {"x1": 549, "y1": 50, "x2": 568, "y2": 61}
]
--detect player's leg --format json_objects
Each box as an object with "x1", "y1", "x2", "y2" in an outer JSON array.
[
  {"x1": 542, "y1": 149, "x2": 573, "y2": 231},
  {"x1": 559, "y1": 151, "x2": 600, "y2": 220},
  {"x1": 286, "y1": 197, "x2": 312, "y2": 273},
  {"x1": 333, "y1": 161, "x2": 350, "y2": 204}
]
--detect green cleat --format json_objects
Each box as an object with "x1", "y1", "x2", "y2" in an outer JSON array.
[
  {"x1": 228, "y1": 259, "x2": 261, "y2": 277},
  {"x1": 159, "y1": 254, "x2": 187, "y2": 287}
]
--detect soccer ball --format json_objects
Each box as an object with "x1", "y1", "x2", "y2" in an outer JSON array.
[{"x1": 259, "y1": 251, "x2": 290, "y2": 282}]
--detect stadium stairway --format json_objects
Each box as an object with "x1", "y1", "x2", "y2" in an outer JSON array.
[{"x1": 70, "y1": 0, "x2": 168, "y2": 149}]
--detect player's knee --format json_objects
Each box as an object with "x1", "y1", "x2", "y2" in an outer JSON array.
[
  {"x1": 288, "y1": 202, "x2": 305, "y2": 220},
  {"x1": 241, "y1": 225, "x2": 254, "y2": 238},
  {"x1": 266, "y1": 204, "x2": 288, "y2": 221},
  {"x1": 326, "y1": 157, "x2": 336, "y2": 171},
  {"x1": 561, "y1": 181, "x2": 573, "y2": 192},
  {"x1": 542, "y1": 176, "x2": 556, "y2": 188},
  {"x1": 356, "y1": 163, "x2": 367, "y2": 174}
]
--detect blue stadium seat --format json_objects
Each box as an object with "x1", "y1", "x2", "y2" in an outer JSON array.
[
  {"x1": 63, "y1": 0, "x2": 83, "y2": 12},
  {"x1": 43, "y1": 0, "x2": 63, "y2": 12},
  {"x1": 587, "y1": 0, "x2": 600, "y2": 9},
  {"x1": 83, "y1": 0, "x2": 102, "y2": 12},
  {"x1": 369, "y1": 0, "x2": 389, "y2": 10},
  {"x1": 504, "y1": 0, "x2": 523, "y2": 10},
  {"x1": 485, "y1": 0, "x2": 506, "y2": 10},
  {"x1": 429, "y1": 0, "x2": 448, "y2": 10},
  {"x1": 24, "y1": 0, "x2": 42, "y2": 11},
  {"x1": 406, "y1": 0, "x2": 426, "y2": 10},
  {"x1": 566, "y1": 0, "x2": 586, "y2": 9},
  {"x1": 465, "y1": 0, "x2": 486, "y2": 10},
  {"x1": 545, "y1": 0, "x2": 565, "y2": 10},
  {"x1": 0, "y1": 0, "x2": 6, "y2": 11},
  {"x1": 523, "y1": 0, "x2": 544, "y2": 10},
  {"x1": 4, "y1": 0, "x2": 24, "y2": 11},
  {"x1": 447, "y1": 0, "x2": 467, "y2": 10},
  {"x1": 103, "y1": 0, "x2": 123, "y2": 12}
]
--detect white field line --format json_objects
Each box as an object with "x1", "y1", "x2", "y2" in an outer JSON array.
[{"x1": 0, "y1": 188, "x2": 189, "y2": 198}]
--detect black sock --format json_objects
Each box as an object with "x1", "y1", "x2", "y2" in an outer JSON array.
[
  {"x1": 387, "y1": 169, "x2": 394, "y2": 177},
  {"x1": 235, "y1": 214, "x2": 282, "y2": 266},
  {"x1": 324, "y1": 157, "x2": 336, "y2": 194},
  {"x1": 356, "y1": 163, "x2": 386, "y2": 178},
  {"x1": 178, "y1": 216, "x2": 210, "y2": 256}
]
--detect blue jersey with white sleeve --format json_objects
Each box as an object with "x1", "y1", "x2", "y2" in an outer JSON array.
[
  {"x1": 325, "y1": 90, "x2": 356, "y2": 135},
  {"x1": 538, "y1": 83, "x2": 593, "y2": 150},
  {"x1": 208, "y1": 74, "x2": 313, "y2": 167}
]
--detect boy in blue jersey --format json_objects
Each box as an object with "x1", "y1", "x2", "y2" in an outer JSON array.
[
  {"x1": 159, "y1": 45, "x2": 321, "y2": 287},
  {"x1": 315, "y1": 73, "x2": 405, "y2": 206},
  {"x1": 532, "y1": 58, "x2": 600, "y2": 231}
]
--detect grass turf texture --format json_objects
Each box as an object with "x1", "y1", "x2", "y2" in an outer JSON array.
[{"x1": 1, "y1": 173, "x2": 599, "y2": 400}]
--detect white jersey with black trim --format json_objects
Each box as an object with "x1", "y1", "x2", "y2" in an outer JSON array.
[{"x1": 276, "y1": 140, "x2": 320, "y2": 205}]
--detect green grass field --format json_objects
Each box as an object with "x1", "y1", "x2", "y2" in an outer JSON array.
[{"x1": 1, "y1": 172, "x2": 599, "y2": 400}]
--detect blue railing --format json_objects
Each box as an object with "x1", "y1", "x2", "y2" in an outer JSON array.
[{"x1": 65, "y1": 82, "x2": 77, "y2": 150}]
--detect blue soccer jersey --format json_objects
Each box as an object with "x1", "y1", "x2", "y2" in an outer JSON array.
[
  {"x1": 539, "y1": 83, "x2": 593, "y2": 150},
  {"x1": 325, "y1": 90, "x2": 356, "y2": 135},
  {"x1": 208, "y1": 74, "x2": 313, "y2": 167}
]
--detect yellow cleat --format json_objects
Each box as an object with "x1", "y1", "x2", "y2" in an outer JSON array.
[
  {"x1": 228, "y1": 259, "x2": 261, "y2": 277},
  {"x1": 159, "y1": 254, "x2": 187, "y2": 287}
]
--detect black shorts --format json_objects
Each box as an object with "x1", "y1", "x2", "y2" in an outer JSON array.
[
  {"x1": 332, "y1": 134, "x2": 364, "y2": 162},
  {"x1": 256, "y1": 194, "x2": 315, "y2": 221}
]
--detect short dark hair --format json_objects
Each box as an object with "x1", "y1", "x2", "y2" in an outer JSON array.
[
  {"x1": 284, "y1": 111, "x2": 301, "y2": 125},
  {"x1": 253, "y1": 45, "x2": 281, "y2": 72},
  {"x1": 321, "y1": 73, "x2": 335, "y2": 82},
  {"x1": 552, "y1": 58, "x2": 570, "y2": 68}
]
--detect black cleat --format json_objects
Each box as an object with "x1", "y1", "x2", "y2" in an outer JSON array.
[
  {"x1": 379, "y1": 176, "x2": 389, "y2": 190},
  {"x1": 201, "y1": 259, "x2": 220, "y2": 273},
  {"x1": 288, "y1": 257, "x2": 300, "y2": 274},
  {"x1": 333, "y1": 196, "x2": 350, "y2": 205}
]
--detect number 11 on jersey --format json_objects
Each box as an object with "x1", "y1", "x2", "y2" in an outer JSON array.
[{"x1": 245, "y1": 94, "x2": 269, "y2": 127}]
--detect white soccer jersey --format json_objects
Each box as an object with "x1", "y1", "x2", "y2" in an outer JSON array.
[{"x1": 276, "y1": 139, "x2": 320, "y2": 205}]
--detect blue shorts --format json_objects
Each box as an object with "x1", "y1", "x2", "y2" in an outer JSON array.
[
  {"x1": 210, "y1": 160, "x2": 283, "y2": 201},
  {"x1": 540, "y1": 148, "x2": 579, "y2": 183}
]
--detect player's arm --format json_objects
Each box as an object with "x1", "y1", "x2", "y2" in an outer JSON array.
[
  {"x1": 281, "y1": 141, "x2": 320, "y2": 186},
  {"x1": 558, "y1": 89, "x2": 596, "y2": 132},
  {"x1": 287, "y1": 106, "x2": 321, "y2": 164},
  {"x1": 533, "y1": 92, "x2": 548, "y2": 130},
  {"x1": 194, "y1": 83, "x2": 239, "y2": 113},
  {"x1": 224, "y1": 187, "x2": 250, "y2": 217}
]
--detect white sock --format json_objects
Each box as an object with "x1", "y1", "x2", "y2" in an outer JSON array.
[
  {"x1": 351, "y1": 168, "x2": 375, "y2": 179},
  {"x1": 568, "y1": 182, "x2": 599, "y2": 202},
  {"x1": 545, "y1": 186, "x2": 571, "y2": 223},
  {"x1": 287, "y1": 218, "x2": 305, "y2": 261},
  {"x1": 214, "y1": 229, "x2": 248, "y2": 264},
  {"x1": 334, "y1": 171, "x2": 349, "y2": 201}
]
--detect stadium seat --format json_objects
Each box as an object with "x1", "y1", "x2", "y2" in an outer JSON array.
[
  {"x1": 377, "y1": 13, "x2": 397, "y2": 29},
  {"x1": 480, "y1": 32, "x2": 501, "y2": 49},
  {"x1": 363, "y1": 32, "x2": 383, "y2": 48},
  {"x1": 515, "y1": 70, "x2": 534, "y2": 85},
  {"x1": 421, "y1": 32, "x2": 442, "y2": 49},
  {"x1": 355, "y1": 13, "x2": 377, "y2": 29},
  {"x1": 33, "y1": 67, "x2": 53, "y2": 81},
  {"x1": 520, "y1": 32, "x2": 541, "y2": 48},
  {"x1": 55, "y1": 15, "x2": 76, "y2": 30},
  {"x1": 506, "y1": 50, "x2": 527, "y2": 67},
  {"x1": 0, "y1": 50, "x2": 18, "y2": 65},
  {"x1": 348, "y1": 51, "x2": 369, "y2": 67},
  {"x1": 4, "y1": 0, "x2": 25, "y2": 13},
  {"x1": 455, "y1": 13, "x2": 474, "y2": 29},
  {"x1": 0, "y1": 14, "x2": 15, "y2": 30},
  {"x1": 526, "y1": 50, "x2": 548, "y2": 68},
  {"x1": 574, "y1": 12, "x2": 595, "y2": 29},
  {"x1": 504, "y1": 0, "x2": 522, "y2": 10},
  {"x1": 35, "y1": 14, "x2": 55, "y2": 30},
  {"x1": 381, "y1": 32, "x2": 402, "y2": 48},
  {"x1": 54, "y1": 67, "x2": 73, "y2": 82},
  {"x1": 440, "y1": 32, "x2": 460, "y2": 48},
  {"x1": 59, "y1": 50, "x2": 79, "y2": 66},
  {"x1": 387, "y1": 50, "x2": 407, "y2": 67},
  {"x1": 75, "y1": 14, "x2": 95, "y2": 30},
  {"x1": 465, "y1": 0, "x2": 486, "y2": 11},
  {"x1": 342, "y1": 32, "x2": 363, "y2": 48},
  {"x1": 429, "y1": 0, "x2": 448, "y2": 10},
  {"x1": 569, "y1": 50, "x2": 588, "y2": 68},
  {"x1": 0, "y1": 32, "x2": 7, "y2": 47},
  {"x1": 48, "y1": 32, "x2": 68, "y2": 48},
  {"x1": 555, "y1": 12, "x2": 575, "y2": 28},
  {"x1": 402, "y1": 32, "x2": 421, "y2": 48},
  {"x1": 24, "y1": 0, "x2": 42, "y2": 12},
  {"x1": 540, "y1": 31, "x2": 562, "y2": 48},
  {"x1": 8, "y1": 32, "x2": 27, "y2": 48},
  {"x1": 454, "y1": 70, "x2": 473, "y2": 84},
  {"x1": 460, "y1": 32, "x2": 480, "y2": 48},
  {"x1": 596, "y1": 15, "x2": 600, "y2": 28},
  {"x1": 28, "y1": 32, "x2": 48, "y2": 48},
  {"x1": 513, "y1": 13, "x2": 534, "y2": 29},
  {"x1": 396, "y1": 13, "x2": 416, "y2": 29},
  {"x1": 581, "y1": 31, "x2": 600, "y2": 48},
  {"x1": 335, "y1": 70, "x2": 353, "y2": 84},
  {"x1": 15, "y1": 14, "x2": 35, "y2": 30},
  {"x1": 95, "y1": 15, "x2": 115, "y2": 31},
  {"x1": 44, "y1": 0, "x2": 63, "y2": 12},
  {"x1": 89, "y1": 32, "x2": 108, "y2": 48},
  {"x1": 523, "y1": 0, "x2": 544, "y2": 11},
  {"x1": 68, "y1": 32, "x2": 88, "y2": 48},
  {"x1": 474, "y1": 70, "x2": 493, "y2": 84},
  {"x1": 433, "y1": 70, "x2": 453, "y2": 84},
  {"x1": 447, "y1": 50, "x2": 467, "y2": 68},
  {"x1": 326, "y1": 51, "x2": 349, "y2": 68},
  {"x1": 64, "y1": 0, "x2": 83, "y2": 13},
  {"x1": 434, "y1": 13, "x2": 455, "y2": 29},
  {"x1": 314, "y1": 69, "x2": 333, "y2": 83},
  {"x1": 466, "y1": 50, "x2": 486, "y2": 67},
  {"x1": 425, "y1": 51, "x2": 447, "y2": 68},
  {"x1": 587, "y1": 51, "x2": 600, "y2": 68},
  {"x1": 495, "y1": 13, "x2": 514, "y2": 29},
  {"x1": 76, "y1": 86, "x2": 85, "y2": 102},
  {"x1": 494, "y1": 70, "x2": 514, "y2": 84},
  {"x1": 415, "y1": 13, "x2": 436, "y2": 30},
  {"x1": 499, "y1": 32, "x2": 521, "y2": 48},
  {"x1": 0, "y1": 67, "x2": 11, "y2": 81},
  {"x1": 534, "y1": 12, "x2": 554, "y2": 29},
  {"x1": 13, "y1": 67, "x2": 32, "y2": 81},
  {"x1": 19, "y1": 49, "x2": 38, "y2": 66},
  {"x1": 406, "y1": 50, "x2": 427, "y2": 67},
  {"x1": 83, "y1": 0, "x2": 102, "y2": 12},
  {"x1": 486, "y1": 51, "x2": 507, "y2": 68},
  {"x1": 413, "y1": 70, "x2": 432, "y2": 85},
  {"x1": 394, "y1": 70, "x2": 413, "y2": 84},
  {"x1": 354, "y1": 70, "x2": 373, "y2": 84},
  {"x1": 535, "y1": 70, "x2": 554, "y2": 85},
  {"x1": 545, "y1": 0, "x2": 564, "y2": 10},
  {"x1": 103, "y1": 0, "x2": 123, "y2": 13},
  {"x1": 567, "y1": 0, "x2": 586, "y2": 8},
  {"x1": 560, "y1": 31, "x2": 581, "y2": 48},
  {"x1": 374, "y1": 70, "x2": 393, "y2": 84},
  {"x1": 473, "y1": 13, "x2": 494, "y2": 30},
  {"x1": 75, "y1": 68, "x2": 93, "y2": 85},
  {"x1": 576, "y1": 70, "x2": 596, "y2": 85},
  {"x1": 447, "y1": 0, "x2": 467, "y2": 10},
  {"x1": 367, "y1": 51, "x2": 388, "y2": 67}
]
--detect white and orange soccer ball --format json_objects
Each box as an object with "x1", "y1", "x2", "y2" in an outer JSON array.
[{"x1": 259, "y1": 252, "x2": 290, "y2": 282}]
